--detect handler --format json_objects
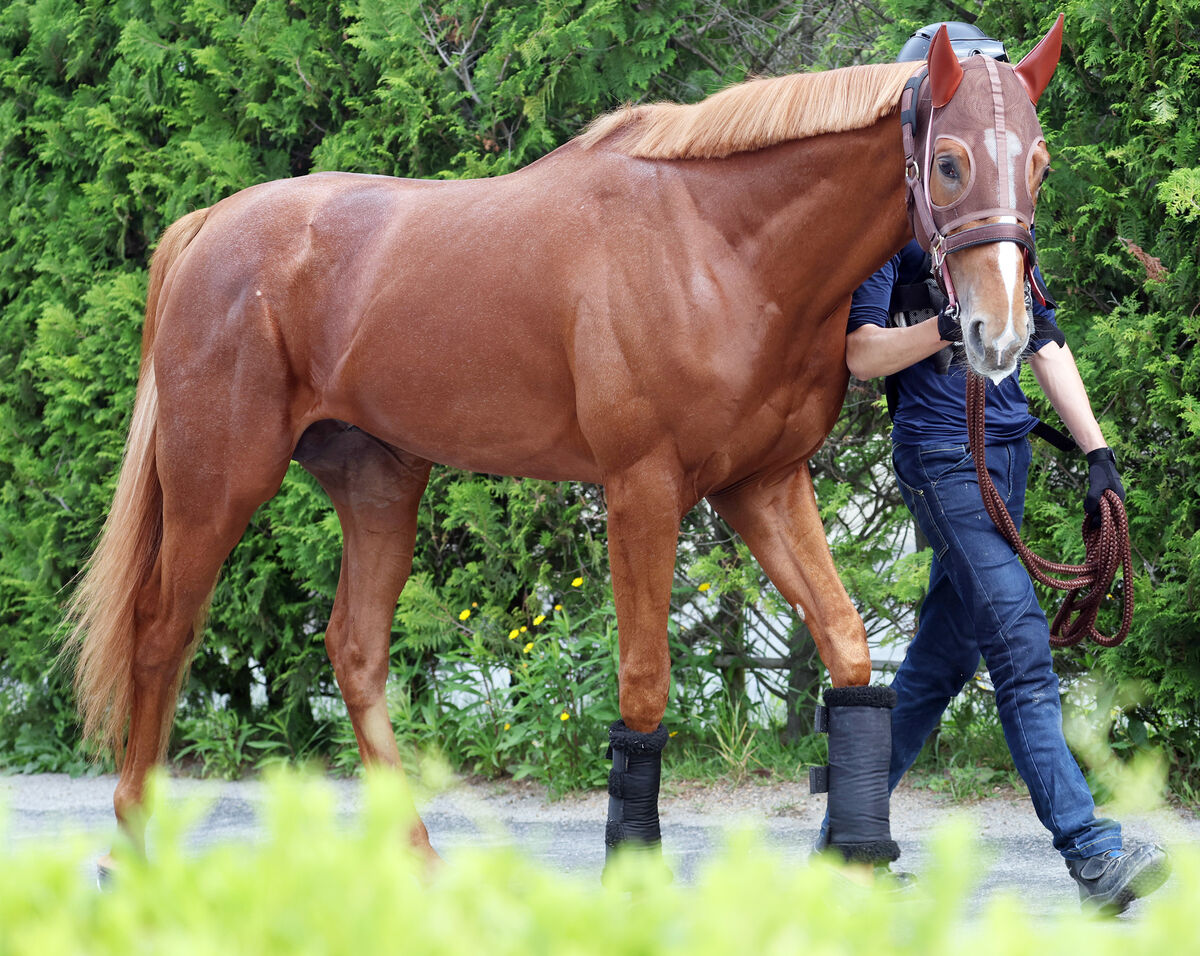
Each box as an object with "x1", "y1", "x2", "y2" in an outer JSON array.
[{"x1": 844, "y1": 22, "x2": 1169, "y2": 915}]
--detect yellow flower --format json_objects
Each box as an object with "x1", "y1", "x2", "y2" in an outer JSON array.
[
  {"x1": 554, "y1": 604, "x2": 562, "y2": 611},
  {"x1": 533, "y1": 614, "x2": 546, "y2": 626},
  {"x1": 504, "y1": 722, "x2": 511, "y2": 731},
  {"x1": 508, "y1": 628, "x2": 520, "y2": 640},
  {"x1": 472, "y1": 602, "x2": 478, "y2": 608},
  {"x1": 698, "y1": 582, "x2": 711, "y2": 592},
  {"x1": 560, "y1": 712, "x2": 570, "y2": 721},
  {"x1": 669, "y1": 730, "x2": 679, "y2": 737},
  {"x1": 523, "y1": 642, "x2": 534, "y2": 654},
  {"x1": 571, "y1": 576, "x2": 584, "y2": 587},
  {"x1": 458, "y1": 609, "x2": 471, "y2": 621},
  {"x1": 520, "y1": 626, "x2": 528, "y2": 633}
]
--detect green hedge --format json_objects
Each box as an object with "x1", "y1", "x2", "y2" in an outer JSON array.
[
  {"x1": 1, "y1": 0, "x2": 1198, "y2": 793},
  {"x1": 2, "y1": 773, "x2": 1198, "y2": 954},
  {"x1": 990, "y1": 0, "x2": 1200, "y2": 798}
]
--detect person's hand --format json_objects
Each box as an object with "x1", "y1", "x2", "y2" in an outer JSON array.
[
  {"x1": 1085, "y1": 447, "x2": 1125, "y2": 524},
  {"x1": 936, "y1": 304, "x2": 962, "y2": 343}
]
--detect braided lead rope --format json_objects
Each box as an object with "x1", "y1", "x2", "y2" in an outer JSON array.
[{"x1": 966, "y1": 372, "x2": 1133, "y2": 647}]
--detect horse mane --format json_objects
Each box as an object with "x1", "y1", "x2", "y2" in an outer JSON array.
[{"x1": 578, "y1": 61, "x2": 924, "y2": 160}]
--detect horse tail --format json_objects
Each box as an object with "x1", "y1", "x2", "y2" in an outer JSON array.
[
  {"x1": 66, "y1": 207, "x2": 210, "y2": 760},
  {"x1": 140, "y1": 207, "x2": 209, "y2": 362}
]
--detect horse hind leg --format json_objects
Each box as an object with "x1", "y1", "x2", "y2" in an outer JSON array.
[
  {"x1": 109, "y1": 425, "x2": 294, "y2": 860},
  {"x1": 292, "y1": 421, "x2": 438, "y2": 862},
  {"x1": 707, "y1": 465, "x2": 900, "y2": 867},
  {"x1": 707, "y1": 464, "x2": 871, "y2": 687}
]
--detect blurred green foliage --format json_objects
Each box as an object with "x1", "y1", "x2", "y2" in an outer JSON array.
[{"x1": 1, "y1": 772, "x2": 1199, "y2": 954}]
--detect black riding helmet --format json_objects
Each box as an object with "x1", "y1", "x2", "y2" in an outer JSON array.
[{"x1": 896, "y1": 21, "x2": 1009, "y2": 62}]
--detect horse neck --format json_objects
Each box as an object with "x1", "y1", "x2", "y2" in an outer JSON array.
[{"x1": 686, "y1": 119, "x2": 911, "y2": 318}]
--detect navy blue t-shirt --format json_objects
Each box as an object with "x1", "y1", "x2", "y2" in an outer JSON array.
[{"x1": 847, "y1": 239, "x2": 1060, "y2": 446}]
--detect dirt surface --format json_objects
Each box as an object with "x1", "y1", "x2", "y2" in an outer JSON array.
[{"x1": 4, "y1": 771, "x2": 1197, "y2": 918}]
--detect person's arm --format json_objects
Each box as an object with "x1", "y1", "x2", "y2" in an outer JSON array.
[
  {"x1": 1027, "y1": 341, "x2": 1106, "y2": 453},
  {"x1": 846, "y1": 320, "x2": 954, "y2": 380},
  {"x1": 1029, "y1": 340, "x2": 1124, "y2": 521}
]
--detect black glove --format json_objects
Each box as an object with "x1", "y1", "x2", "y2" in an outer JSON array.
[
  {"x1": 936, "y1": 304, "x2": 962, "y2": 343},
  {"x1": 1084, "y1": 447, "x2": 1124, "y2": 523}
]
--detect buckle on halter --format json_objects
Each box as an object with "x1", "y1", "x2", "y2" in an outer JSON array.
[
  {"x1": 930, "y1": 233, "x2": 948, "y2": 271},
  {"x1": 905, "y1": 159, "x2": 920, "y2": 183}
]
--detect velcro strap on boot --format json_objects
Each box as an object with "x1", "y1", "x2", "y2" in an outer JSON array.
[
  {"x1": 814, "y1": 704, "x2": 829, "y2": 733},
  {"x1": 608, "y1": 767, "x2": 624, "y2": 799},
  {"x1": 809, "y1": 765, "x2": 829, "y2": 794}
]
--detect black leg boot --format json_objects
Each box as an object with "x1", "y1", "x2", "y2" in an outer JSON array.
[
  {"x1": 603, "y1": 719, "x2": 669, "y2": 880},
  {"x1": 810, "y1": 686, "x2": 901, "y2": 864}
]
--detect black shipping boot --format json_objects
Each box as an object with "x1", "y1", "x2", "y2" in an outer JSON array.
[
  {"x1": 810, "y1": 685, "x2": 901, "y2": 864},
  {"x1": 604, "y1": 719, "x2": 670, "y2": 876}
]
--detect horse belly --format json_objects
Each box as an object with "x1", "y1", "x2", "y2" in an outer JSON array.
[{"x1": 315, "y1": 289, "x2": 599, "y2": 482}]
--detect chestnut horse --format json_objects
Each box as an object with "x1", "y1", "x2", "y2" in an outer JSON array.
[{"x1": 70, "y1": 23, "x2": 1063, "y2": 865}]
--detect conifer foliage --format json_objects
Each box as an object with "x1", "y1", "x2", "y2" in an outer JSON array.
[
  {"x1": 991, "y1": 0, "x2": 1200, "y2": 794},
  {"x1": 1, "y1": 1, "x2": 1197, "y2": 792}
]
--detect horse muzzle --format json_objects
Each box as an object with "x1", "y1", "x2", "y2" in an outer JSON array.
[{"x1": 962, "y1": 312, "x2": 1027, "y2": 383}]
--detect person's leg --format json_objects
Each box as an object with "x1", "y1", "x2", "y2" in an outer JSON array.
[
  {"x1": 887, "y1": 442, "x2": 986, "y2": 790},
  {"x1": 911, "y1": 436, "x2": 1120, "y2": 858}
]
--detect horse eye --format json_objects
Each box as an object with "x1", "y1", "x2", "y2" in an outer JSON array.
[{"x1": 937, "y1": 158, "x2": 959, "y2": 180}]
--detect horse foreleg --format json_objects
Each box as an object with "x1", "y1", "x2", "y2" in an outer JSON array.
[
  {"x1": 708, "y1": 464, "x2": 900, "y2": 866},
  {"x1": 708, "y1": 463, "x2": 870, "y2": 686},
  {"x1": 294, "y1": 422, "x2": 438, "y2": 863},
  {"x1": 601, "y1": 461, "x2": 688, "y2": 874}
]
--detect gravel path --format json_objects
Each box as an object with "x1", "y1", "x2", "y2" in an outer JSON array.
[{"x1": 4, "y1": 771, "x2": 1197, "y2": 918}]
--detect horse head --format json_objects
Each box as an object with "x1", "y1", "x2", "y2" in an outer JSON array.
[{"x1": 907, "y1": 17, "x2": 1064, "y2": 382}]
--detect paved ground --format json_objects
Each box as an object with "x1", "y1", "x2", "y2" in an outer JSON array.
[{"x1": 3, "y1": 771, "x2": 1197, "y2": 918}]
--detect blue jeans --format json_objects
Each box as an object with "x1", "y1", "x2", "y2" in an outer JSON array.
[{"x1": 888, "y1": 437, "x2": 1121, "y2": 860}]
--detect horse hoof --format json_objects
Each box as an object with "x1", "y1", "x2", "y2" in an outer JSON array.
[
  {"x1": 819, "y1": 856, "x2": 919, "y2": 897},
  {"x1": 601, "y1": 848, "x2": 674, "y2": 889}
]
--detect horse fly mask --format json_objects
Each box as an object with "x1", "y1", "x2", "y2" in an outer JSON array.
[{"x1": 900, "y1": 46, "x2": 1056, "y2": 315}]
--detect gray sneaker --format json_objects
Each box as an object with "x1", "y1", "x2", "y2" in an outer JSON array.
[{"x1": 1066, "y1": 843, "x2": 1170, "y2": 915}]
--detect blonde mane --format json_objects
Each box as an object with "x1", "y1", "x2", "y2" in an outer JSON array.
[{"x1": 579, "y1": 61, "x2": 924, "y2": 160}]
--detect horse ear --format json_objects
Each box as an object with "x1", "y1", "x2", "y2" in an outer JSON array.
[
  {"x1": 927, "y1": 24, "x2": 964, "y2": 108},
  {"x1": 1014, "y1": 14, "x2": 1064, "y2": 104}
]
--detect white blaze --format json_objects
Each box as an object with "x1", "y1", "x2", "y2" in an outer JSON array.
[{"x1": 982, "y1": 130, "x2": 1026, "y2": 208}]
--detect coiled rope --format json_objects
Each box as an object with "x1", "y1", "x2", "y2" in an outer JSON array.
[{"x1": 966, "y1": 372, "x2": 1133, "y2": 647}]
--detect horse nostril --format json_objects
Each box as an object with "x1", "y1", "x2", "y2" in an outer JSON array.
[{"x1": 965, "y1": 319, "x2": 986, "y2": 357}]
